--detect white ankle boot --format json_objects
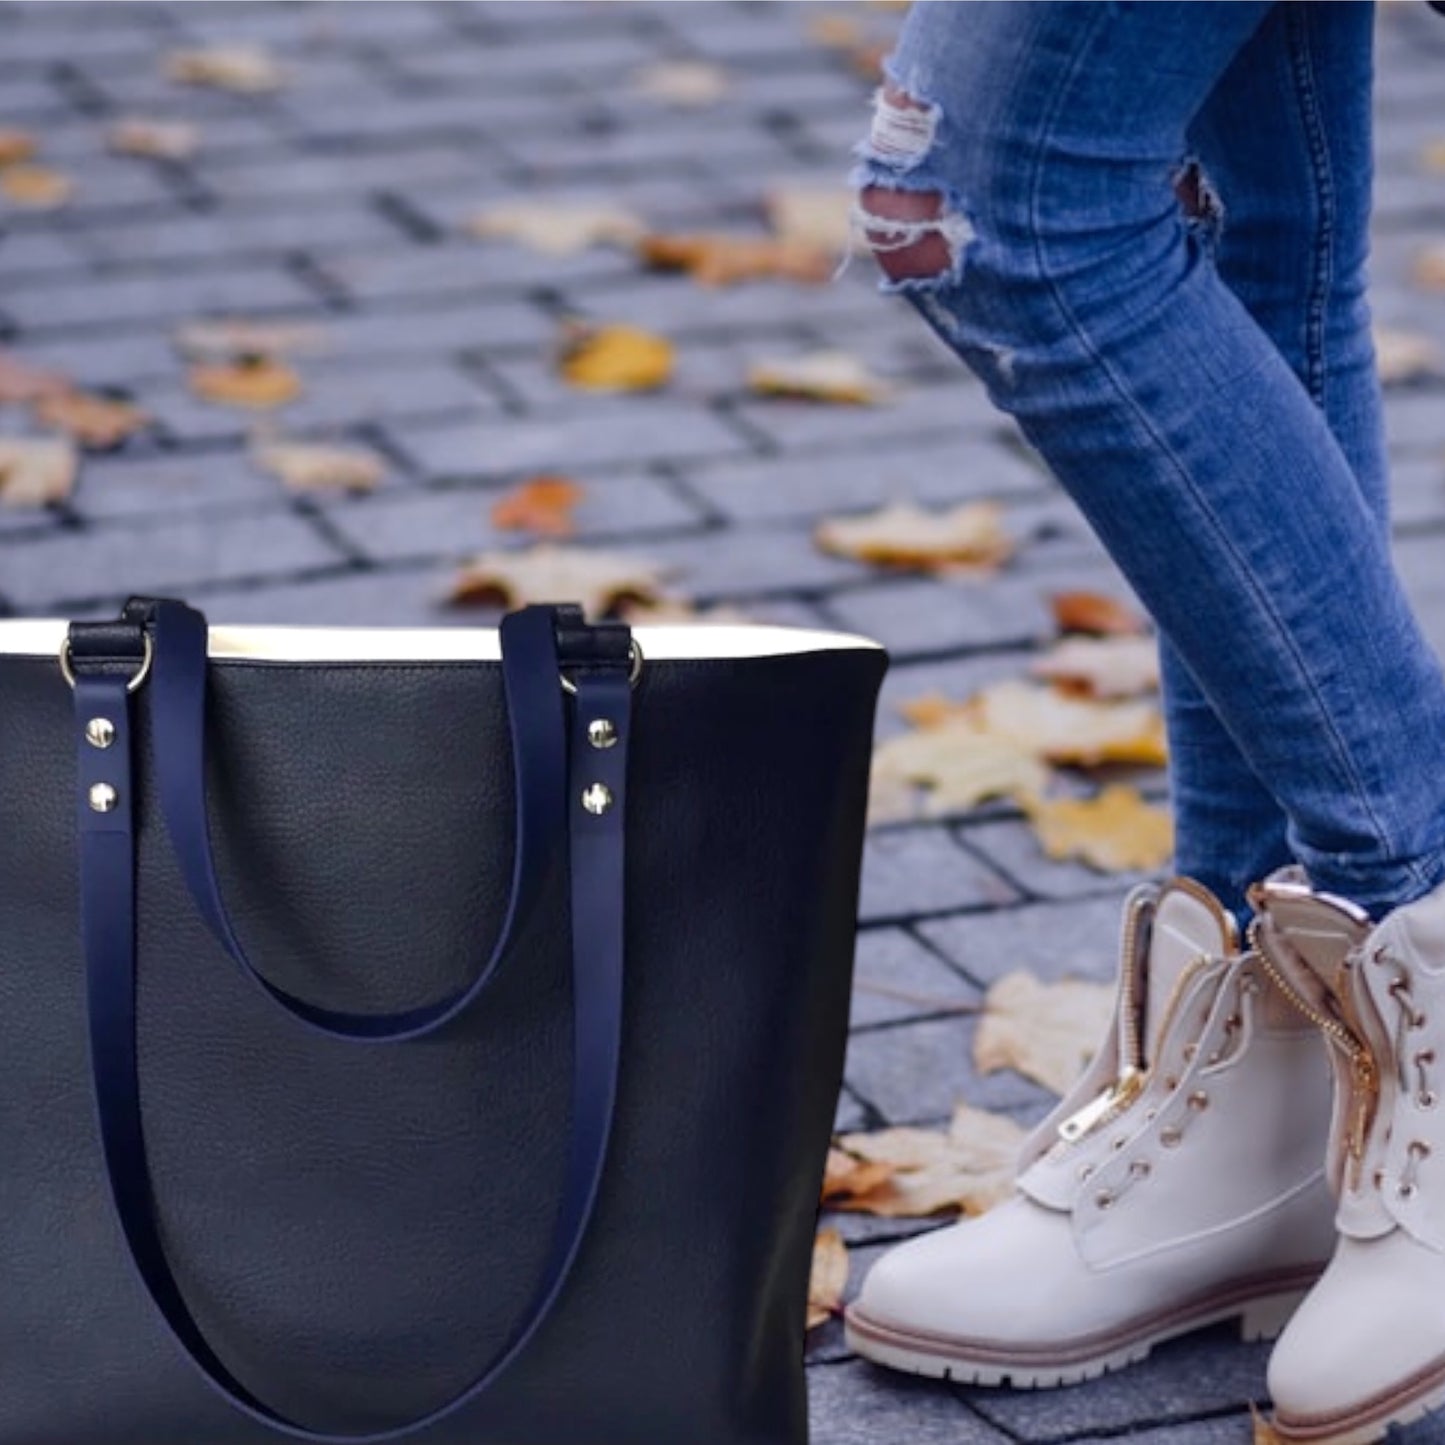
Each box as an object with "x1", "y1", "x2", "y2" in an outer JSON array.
[
  {"x1": 1252, "y1": 868, "x2": 1445, "y2": 1443},
  {"x1": 845, "y1": 877, "x2": 1336, "y2": 1388}
]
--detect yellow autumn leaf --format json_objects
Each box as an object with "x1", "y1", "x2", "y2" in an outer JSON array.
[
  {"x1": 558, "y1": 323, "x2": 674, "y2": 392},
  {"x1": 968, "y1": 679, "x2": 1168, "y2": 767},
  {"x1": 1, "y1": 165, "x2": 72, "y2": 209},
  {"x1": 815, "y1": 500, "x2": 1014, "y2": 573},
  {"x1": 747, "y1": 350, "x2": 891, "y2": 405},
  {"x1": 868, "y1": 720, "x2": 1048, "y2": 824},
  {"x1": 164, "y1": 45, "x2": 286, "y2": 93},
  {"x1": 831, "y1": 1104, "x2": 1026, "y2": 1218},
  {"x1": 189, "y1": 358, "x2": 303, "y2": 409},
  {"x1": 0, "y1": 437, "x2": 79, "y2": 507},
  {"x1": 806, "y1": 1229, "x2": 849, "y2": 1331},
  {"x1": 1030, "y1": 635, "x2": 1161, "y2": 700},
  {"x1": 1024, "y1": 785, "x2": 1174, "y2": 874},
  {"x1": 973, "y1": 970, "x2": 1114, "y2": 1096},
  {"x1": 466, "y1": 202, "x2": 644, "y2": 257},
  {"x1": 446, "y1": 544, "x2": 669, "y2": 616},
  {"x1": 251, "y1": 440, "x2": 385, "y2": 494},
  {"x1": 636, "y1": 232, "x2": 835, "y2": 287},
  {"x1": 631, "y1": 60, "x2": 731, "y2": 107},
  {"x1": 1251, "y1": 1406, "x2": 1286, "y2": 1445}
]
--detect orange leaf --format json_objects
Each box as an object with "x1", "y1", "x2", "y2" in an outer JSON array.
[
  {"x1": 490, "y1": 475, "x2": 585, "y2": 537},
  {"x1": 0, "y1": 129, "x2": 37, "y2": 166},
  {"x1": 1050, "y1": 590, "x2": 1148, "y2": 637},
  {"x1": 806, "y1": 1228, "x2": 850, "y2": 1331},
  {"x1": 1, "y1": 165, "x2": 72, "y2": 210},
  {"x1": 189, "y1": 358, "x2": 303, "y2": 409},
  {"x1": 0, "y1": 351, "x2": 71, "y2": 406},
  {"x1": 637, "y1": 232, "x2": 835, "y2": 287},
  {"x1": 34, "y1": 391, "x2": 150, "y2": 450}
]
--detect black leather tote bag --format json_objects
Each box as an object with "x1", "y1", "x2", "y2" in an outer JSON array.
[{"x1": 0, "y1": 598, "x2": 886, "y2": 1445}]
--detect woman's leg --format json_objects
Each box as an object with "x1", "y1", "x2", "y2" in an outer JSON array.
[
  {"x1": 1156, "y1": 0, "x2": 1388, "y2": 925},
  {"x1": 855, "y1": 0, "x2": 1445, "y2": 918}
]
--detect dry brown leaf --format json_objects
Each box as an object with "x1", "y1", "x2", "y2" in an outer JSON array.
[
  {"x1": 558, "y1": 323, "x2": 674, "y2": 393},
  {"x1": 0, "y1": 437, "x2": 78, "y2": 507},
  {"x1": 815, "y1": 500, "x2": 1014, "y2": 573},
  {"x1": 447, "y1": 545, "x2": 668, "y2": 616},
  {"x1": 0, "y1": 129, "x2": 37, "y2": 166},
  {"x1": 1050, "y1": 590, "x2": 1148, "y2": 637},
  {"x1": 1, "y1": 165, "x2": 72, "y2": 210},
  {"x1": 831, "y1": 1104, "x2": 1026, "y2": 1217},
  {"x1": 173, "y1": 318, "x2": 328, "y2": 363},
  {"x1": 490, "y1": 475, "x2": 585, "y2": 537},
  {"x1": 764, "y1": 184, "x2": 857, "y2": 255},
  {"x1": 1251, "y1": 1406, "x2": 1285, "y2": 1445},
  {"x1": 252, "y1": 440, "x2": 385, "y2": 494},
  {"x1": 631, "y1": 60, "x2": 731, "y2": 107},
  {"x1": 869, "y1": 720, "x2": 1048, "y2": 823},
  {"x1": 34, "y1": 391, "x2": 150, "y2": 450},
  {"x1": 189, "y1": 358, "x2": 303, "y2": 409},
  {"x1": 968, "y1": 679, "x2": 1168, "y2": 767},
  {"x1": 747, "y1": 351, "x2": 891, "y2": 405},
  {"x1": 973, "y1": 969, "x2": 1114, "y2": 1096},
  {"x1": 822, "y1": 1147, "x2": 897, "y2": 1205},
  {"x1": 1414, "y1": 245, "x2": 1445, "y2": 292},
  {"x1": 466, "y1": 202, "x2": 644, "y2": 257},
  {"x1": 108, "y1": 118, "x2": 202, "y2": 161},
  {"x1": 164, "y1": 45, "x2": 286, "y2": 93},
  {"x1": 0, "y1": 352, "x2": 70, "y2": 406},
  {"x1": 1031, "y1": 635, "x2": 1160, "y2": 700},
  {"x1": 637, "y1": 232, "x2": 835, "y2": 286},
  {"x1": 806, "y1": 1228, "x2": 849, "y2": 1331},
  {"x1": 1024, "y1": 785, "x2": 1174, "y2": 874},
  {"x1": 1375, "y1": 325, "x2": 1442, "y2": 384}
]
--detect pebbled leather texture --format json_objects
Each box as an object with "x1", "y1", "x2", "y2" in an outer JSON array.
[{"x1": 0, "y1": 612, "x2": 887, "y2": 1445}]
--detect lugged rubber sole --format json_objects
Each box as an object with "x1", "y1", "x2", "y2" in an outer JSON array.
[
  {"x1": 1273, "y1": 1352, "x2": 1445, "y2": 1445},
  {"x1": 844, "y1": 1268, "x2": 1321, "y2": 1390}
]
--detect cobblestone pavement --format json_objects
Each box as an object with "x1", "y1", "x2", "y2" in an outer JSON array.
[{"x1": 2, "y1": 3, "x2": 1443, "y2": 1442}]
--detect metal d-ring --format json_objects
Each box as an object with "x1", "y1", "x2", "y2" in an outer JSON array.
[
  {"x1": 560, "y1": 639, "x2": 644, "y2": 697},
  {"x1": 58, "y1": 631, "x2": 154, "y2": 694}
]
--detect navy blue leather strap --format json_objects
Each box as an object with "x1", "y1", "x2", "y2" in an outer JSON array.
[
  {"x1": 147, "y1": 599, "x2": 570, "y2": 1042},
  {"x1": 74, "y1": 609, "x2": 633, "y2": 1441}
]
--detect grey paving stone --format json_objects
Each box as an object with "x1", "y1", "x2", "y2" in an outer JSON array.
[
  {"x1": 71, "y1": 448, "x2": 287, "y2": 523},
  {"x1": 845, "y1": 1012, "x2": 1054, "y2": 1125},
  {"x1": 1387, "y1": 389, "x2": 1445, "y2": 454},
  {"x1": 641, "y1": 525, "x2": 864, "y2": 601},
  {"x1": 1067, "y1": 1416, "x2": 1259, "y2": 1445},
  {"x1": 385, "y1": 399, "x2": 752, "y2": 481},
  {"x1": 0, "y1": 510, "x2": 344, "y2": 611},
  {"x1": 187, "y1": 564, "x2": 455, "y2": 627},
  {"x1": 859, "y1": 827, "x2": 1019, "y2": 926},
  {"x1": 319, "y1": 471, "x2": 707, "y2": 565},
  {"x1": 919, "y1": 893, "x2": 1133, "y2": 990},
  {"x1": 317, "y1": 297, "x2": 557, "y2": 358},
  {"x1": 960, "y1": 817, "x2": 1170, "y2": 904},
  {"x1": 7, "y1": 332, "x2": 181, "y2": 390},
  {"x1": 850, "y1": 927, "x2": 980, "y2": 1030},
  {"x1": 809, "y1": 1360, "x2": 1012, "y2": 1445},
  {"x1": 0, "y1": 227, "x2": 99, "y2": 280}
]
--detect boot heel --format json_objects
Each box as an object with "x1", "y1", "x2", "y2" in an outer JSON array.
[{"x1": 1238, "y1": 1290, "x2": 1308, "y2": 1343}]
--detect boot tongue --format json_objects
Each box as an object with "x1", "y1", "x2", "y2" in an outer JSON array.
[
  {"x1": 1250, "y1": 865, "x2": 1371, "y2": 1001},
  {"x1": 1143, "y1": 880, "x2": 1237, "y2": 1065}
]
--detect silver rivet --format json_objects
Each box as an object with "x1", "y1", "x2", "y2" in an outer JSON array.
[
  {"x1": 587, "y1": 718, "x2": 618, "y2": 750},
  {"x1": 1160, "y1": 1125, "x2": 1184, "y2": 1149},
  {"x1": 88, "y1": 783, "x2": 118, "y2": 813},
  {"x1": 86, "y1": 717, "x2": 115, "y2": 750},
  {"x1": 581, "y1": 783, "x2": 613, "y2": 816}
]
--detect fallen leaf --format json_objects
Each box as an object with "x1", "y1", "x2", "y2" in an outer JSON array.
[
  {"x1": 822, "y1": 1146, "x2": 896, "y2": 1204},
  {"x1": 466, "y1": 202, "x2": 645, "y2": 257},
  {"x1": 804, "y1": 12, "x2": 887, "y2": 78},
  {"x1": 108, "y1": 118, "x2": 201, "y2": 161},
  {"x1": 1423, "y1": 140, "x2": 1445, "y2": 173},
  {"x1": 1374, "y1": 325, "x2": 1442, "y2": 384},
  {"x1": 973, "y1": 970, "x2": 1114, "y2": 1095},
  {"x1": 806, "y1": 1229, "x2": 849, "y2": 1331},
  {"x1": 173, "y1": 318, "x2": 328, "y2": 363},
  {"x1": 631, "y1": 60, "x2": 731, "y2": 107},
  {"x1": 830, "y1": 1103, "x2": 1026, "y2": 1217},
  {"x1": 558, "y1": 323, "x2": 674, "y2": 392},
  {"x1": 868, "y1": 720, "x2": 1049, "y2": 822},
  {"x1": 1031, "y1": 635, "x2": 1160, "y2": 700},
  {"x1": 164, "y1": 45, "x2": 286, "y2": 93},
  {"x1": 615, "y1": 597, "x2": 755, "y2": 626},
  {"x1": 968, "y1": 679, "x2": 1168, "y2": 767},
  {"x1": 33, "y1": 391, "x2": 150, "y2": 450},
  {"x1": 1, "y1": 165, "x2": 73, "y2": 209},
  {"x1": 0, "y1": 437, "x2": 78, "y2": 507},
  {"x1": 0, "y1": 352, "x2": 71, "y2": 406},
  {"x1": 637, "y1": 231, "x2": 835, "y2": 286},
  {"x1": 252, "y1": 439, "x2": 385, "y2": 494},
  {"x1": 1251, "y1": 1406, "x2": 1286, "y2": 1445},
  {"x1": 189, "y1": 357, "x2": 303, "y2": 409},
  {"x1": 0, "y1": 129, "x2": 37, "y2": 166},
  {"x1": 446, "y1": 544, "x2": 668, "y2": 616},
  {"x1": 1414, "y1": 245, "x2": 1445, "y2": 292},
  {"x1": 765, "y1": 184, "x2": 857, "y2": 255},
  {"x1": 1050, "y1": 590, "x2": 1148, "y2": 637},
  {"x1": 1025, "y1": 784, "x2": 1174, "y2": 874},
  {"x1": 815, "y1": 500, "x2": 1014, "y2": 573},
  {"x1": 490, "y1": 474, "x2": 585, "y2": 536},
  {"x1": 747, "y1": 350, "x2": 891, "y2": 405}
]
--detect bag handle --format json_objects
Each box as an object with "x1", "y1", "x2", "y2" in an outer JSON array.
[{"x1": 72, "y1": 602, "x2": 633, "y2": 1440}]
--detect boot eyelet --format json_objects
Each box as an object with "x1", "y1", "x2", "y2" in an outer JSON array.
[
  {"x1": 1164, "y1": 1077, "x2": 1179, "y2": 1092},
  {"x1": 1129, "y1": 1160, "x2": 1151, "y2": 1179},
  {"x1": 1182, "y1": 1044, "x2": 1198, "y2": 1062},
  {"x1": 1188, "y1": 1091, "x2": 1210, "y2": 1112},
  {"x1": 1144, "y1": 1109, "x2": 1157, "y2": 1123},
  {"x1": 1160, "y1": 1126, "x2": 1183, "y2": 1149},
  {"x1": 1420, "y1": 1091, "x2": 1439, "y2": 1111},
  {"x1": 1094, "y1": 1189, "x2": 1116, "y2": 1210},
  {"x1": 1111, "y1": 1136, "x2": 1127, "y2": 1151},
  {"x1": 1077, "y1": 1163, "x2": 1096, "y2": 1182},
  {"x1": 1398, "y1": 1182, "x2": 1418, "y2": 1200}
]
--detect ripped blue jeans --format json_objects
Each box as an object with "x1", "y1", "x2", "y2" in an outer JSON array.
[{"x1": 853, "y1": 0, "x2": 1445, "y2": 929}]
